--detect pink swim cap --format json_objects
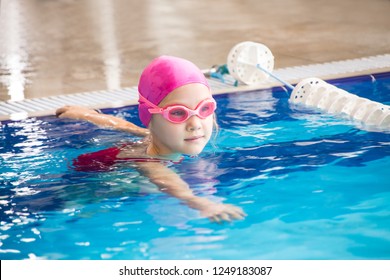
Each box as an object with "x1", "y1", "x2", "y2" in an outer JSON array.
[{"x1": 138, "y1": 55, "x2": 209, "y2": 127}]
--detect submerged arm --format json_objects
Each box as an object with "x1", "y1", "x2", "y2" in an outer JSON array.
[
  {"x1": 135, "y1": 161, "x2": 246, "y2": 223},
  {"x1": 56, "y1": 105, "x2": 149, "y2": 137}
]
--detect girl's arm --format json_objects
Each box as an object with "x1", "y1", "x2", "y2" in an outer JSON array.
[
  {"x1": 136, "y1": 161, "x2": 246, "y2": 223},
  {"x1": 56, "y1": 105, "x2": 149, "y2": 137}
]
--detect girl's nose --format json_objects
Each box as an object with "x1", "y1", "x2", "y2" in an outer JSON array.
[{"x1": 186, "y1": 115, "x2": 202, "y2": 131}]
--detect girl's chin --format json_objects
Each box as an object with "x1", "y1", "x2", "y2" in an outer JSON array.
[
  {"x1": 175, "y1": 141, "x2": 208, "y2": 156},
  {"x1": 183, "y1": 148, "x2": 204, "y2": 156}
]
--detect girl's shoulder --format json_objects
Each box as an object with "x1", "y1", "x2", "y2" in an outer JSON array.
[{"x1": 118, "y1": 141, "x2": 183, "y2": 164}]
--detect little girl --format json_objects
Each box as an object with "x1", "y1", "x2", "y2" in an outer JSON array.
[{"x1": 56, "y1": 55, "x2": 245, "y2": 223}]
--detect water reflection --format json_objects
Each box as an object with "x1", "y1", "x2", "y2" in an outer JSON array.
[
  {"x1": 0, "y1": 0, "x2": 30, "y2": 101},
  {"x1": 0, "y1": 0, "x2": 125, "y2": 102},
  {"x1": 88, "y1": 0, "x2": 121, "y2": 90}
]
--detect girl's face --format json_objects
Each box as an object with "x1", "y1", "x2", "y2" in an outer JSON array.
[{"x1": 148, "y1": 83, "x2": 214, "y2": 158}]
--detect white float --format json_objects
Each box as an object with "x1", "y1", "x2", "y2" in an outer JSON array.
[
  {"x1": 227, "y1": 41, "x2": 390, "y2": 130},
  {"x1": 227, "y1": 41, "x2": 274, "y2": 85},
  {"x1": 289, "y1": 78, "x2": 390, "y2": 129}
]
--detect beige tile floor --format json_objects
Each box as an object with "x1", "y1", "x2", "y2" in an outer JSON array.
[{"x1": 0, "y1": 0, "x2": 389, "y2": 102}]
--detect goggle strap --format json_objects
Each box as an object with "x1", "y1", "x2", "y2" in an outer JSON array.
[
  {"x1": 139, "y1": 94, "x2": 160, "y2": 109},
  {"x1": 149, "y1": 108, "x2": 163, "y2": 114}
]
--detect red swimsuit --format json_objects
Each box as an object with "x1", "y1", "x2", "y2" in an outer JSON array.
[{"x1": 73, "y1": 145, "x2": 178, "y2": 172}]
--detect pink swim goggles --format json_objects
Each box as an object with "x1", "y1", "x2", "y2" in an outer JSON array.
[{"x1": 139, "y1": 94, "x2": 217, "y2": 124}]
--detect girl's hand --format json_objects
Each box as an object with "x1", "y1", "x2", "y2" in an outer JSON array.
[{"x1": 188, "y1": 197, "x2": 246, "y2": 223}]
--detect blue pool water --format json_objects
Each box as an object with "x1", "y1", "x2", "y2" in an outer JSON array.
[{"x1": 1, "y1": 73, "x2": 390, "y2": 260}]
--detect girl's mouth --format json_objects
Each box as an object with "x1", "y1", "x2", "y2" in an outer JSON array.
[{"x1": 184, "y1": 135, "x2": 204, "y2": 142}]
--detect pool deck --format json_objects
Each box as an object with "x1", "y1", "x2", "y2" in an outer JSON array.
[{"x1": 1, "y1": 0, "x2": 390, "y2": 121}]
